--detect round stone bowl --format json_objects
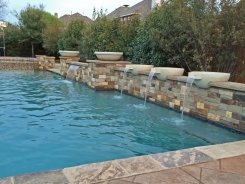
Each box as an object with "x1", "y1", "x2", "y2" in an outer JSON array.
[
  {"x1": 152, "y1": 67, "x2": 184, "y2": 80},
  {"x1": 59, "y1": 50, "x2": 79, "y2": 57},
  {"x1": 94, "y1": 52, "x2": 123, "y2": 61},
  {"x1": 188, "y1": 71, "x2": 230, "y2": 88},
  {"x1": 126, "y1": 64, "x2": 154, "y2": 75}
]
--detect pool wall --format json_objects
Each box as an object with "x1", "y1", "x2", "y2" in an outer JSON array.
[
  {"x1": 0, "y1": 56, "x2": 244, "y2": 132},
  {"x1": 59, "y1": 58, "x2": 245, "y2": 133},
  {"x1": 0, "y1": 57, "x2": 39, "y2": 70}
]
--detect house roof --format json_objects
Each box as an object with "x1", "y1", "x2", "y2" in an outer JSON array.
[
  {"x1": 107, "y1": 0, "x2": 152, "y2": 20},
  {"x1": 59, "y1": 13, "x2": 92, "y2": 27}
]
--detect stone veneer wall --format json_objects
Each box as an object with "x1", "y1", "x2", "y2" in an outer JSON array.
[
  {"x1": 62, "y1": 61, "x2": 245, "y2": 133},
  {"x1": 36, "y1": 55, "x2": 55, "y2": 70},
  {"x1": 61, "y1": 59, "x2": 130, "y2": 90},
  {"x1": 114, "y1": 69, "x2": 245, "y2": 132},
  {"x1": 0, "y1": 57, "x2": 39, "y2": 70}
]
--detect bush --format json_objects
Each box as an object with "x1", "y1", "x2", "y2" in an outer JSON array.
[
  {"x1": 57, "y1": 20, "x2": 85, "y2": 51},
  {"x1": 129, "y1": 0, "x2": 245, "y2": 73},
  {"x1": 82, "y1": 16, "x2": 140, "y2": 60}
]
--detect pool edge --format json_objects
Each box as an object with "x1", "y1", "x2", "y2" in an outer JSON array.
[{"x1": 2, "y1": 140, "x2": 245, "y2": 183}]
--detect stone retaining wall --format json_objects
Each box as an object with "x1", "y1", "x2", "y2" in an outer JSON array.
[
  {"x1": 114, "y1": 69, "x2": 245, "y2": 132},
  {"x1": 36, "y1": 55, "x2": 55, "y2": 70},
  {"x1": 0, "y1": 57, "x2": 38, "y2": 70},
  {"x1": 62, "y1": 61, "x2": 245, "y2": 133},
  {"x1": 61, "y1": 59, "x2": 130, "y2": 90}
]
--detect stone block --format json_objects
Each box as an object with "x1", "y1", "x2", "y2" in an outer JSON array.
[
  {"x1": 204, "y1": 103, "x2": 219, "y2": 111},
  {"x1": 197, "y1": 102, "x2": 205, "y2": 109},
  {"x1": 94, "y1": 82, "x2": 108, "y2": 86},
  {"x1": 157, "y1": 95, "x2": 162, "y2": 101},
  {"x1": 232, "y1": 112, "x2": 241, "y2": 120},
  {"x1": 207, "y1": 113, "x2": 220, "y2": 122},
  {"x1": 174, "y1": 99, "x2": 181, "y2": 106},
  {"x1": 220, "y1": 98, "x2": 237, "y2": 105},
  {"x1": 226, "y1": 111, "x2": 233, "y2": 119},
  {"x1": 169, "y1": 102, "x2": 174, "y2": 109},
  {"x1": 220, "y1": 94, "x2": 233, "y2": 100},
  {"x1": 197, "y1": 108, "x2": 208, "y2": 116},
  {"x1": 233, "y1": 94, "x2": 245, "y2": 106},
  {"x1": 222, "y1": 117, "x2": 240, "y2": 125},
  {"x1": 207, "y1": 91, "x2": 220, "y2": 98},
  {"x1": 218, "y1": 90, "x2": 233, "y2": 98},
  {"x1": 98, "y1": 75, "x2": 107, "y2": 79}
]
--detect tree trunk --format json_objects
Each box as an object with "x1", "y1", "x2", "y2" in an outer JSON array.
[{"x1": 31, "y1": 42, "x2": 34, "y2": 57}]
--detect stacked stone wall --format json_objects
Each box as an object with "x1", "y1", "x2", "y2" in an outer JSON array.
[
  {"x1": 0, "y1": 57, "x2": 38, "y2": 70},
  {"x1": 61, "y1": 61, "x2": 245, "y2": 133}
]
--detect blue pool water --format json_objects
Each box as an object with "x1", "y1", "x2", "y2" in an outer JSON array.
[{"x1": 0, "y1": 71, "x2": 244, "y2": 178}]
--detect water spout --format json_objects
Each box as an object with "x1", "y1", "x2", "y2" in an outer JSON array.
[
  {"x1": 181, "y1": 76, "x2": 195, "y2": 119},
  {"x1": 144, "y1": 70, "x2": 156, "y2": 106},
  {"x1": 120, "y1": 67, "x2": 131, "y2": 96},
  {"x1": 66, "y1": 65, "x2": 80, "y2": 80}
]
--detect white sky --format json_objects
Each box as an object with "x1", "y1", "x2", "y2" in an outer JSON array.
[{"x1": 5, "y1": 0, "x2": 142, "y2": 23}]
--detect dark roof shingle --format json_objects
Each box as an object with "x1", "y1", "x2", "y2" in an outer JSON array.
[{"x1": 107, "y1": 0, "x2": 152, "y2": 20}]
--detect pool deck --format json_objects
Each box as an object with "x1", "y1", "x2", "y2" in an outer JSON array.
[{"x1": 1, "y1": 140, "x2": 245, "y2": 184}]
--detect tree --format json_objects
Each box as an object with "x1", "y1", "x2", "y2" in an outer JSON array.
[
  {"x1": 129, "y1": 0, "x2": 245, "y2": 74},
  {"x1": 82, "y1": 16, "x2": 140, "y2": 59},
  {"x1": 42, "y1": 12, "x2": 64, "y2": 54},
  {"x1": 17, "y1": 4, "x2": 45, "y2": 57},
  {"x1": 58, "y1": 20, "x2": 85, "y2": 51}
]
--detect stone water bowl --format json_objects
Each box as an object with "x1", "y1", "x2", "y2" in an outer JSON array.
[
  {"x1": 126, "y1": 64, "x2": 154, "y2": 75},
  {"x1": 59, "y1": 50, "x2": 79, "y2": 57},
  {"x1": 94, "y1": 52, "x2": 123, "y2": 61},
  {"x1": 152, "y1": 67, "x2": 184, "y2": 80},
  {"x1": 188, "y1": 71, "x2": 230, "y2": 88}
]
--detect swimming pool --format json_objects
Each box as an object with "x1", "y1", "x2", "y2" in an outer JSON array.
[{"x1": 0, "y1": 71, "x2": 244, "y2": 178}]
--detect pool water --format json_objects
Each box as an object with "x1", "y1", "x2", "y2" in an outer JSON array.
[{"x1": 0, "y1": 71, "x2": 244, "y2": 178}]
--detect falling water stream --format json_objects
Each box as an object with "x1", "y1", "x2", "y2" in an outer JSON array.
[
  {"x1": 66, "y1": 65, "x2": 80, "y2": 80},
  {"x1": 120, "y1": 67, "x2": 130, "y2": 96},
  {"x1": 181, "y1": 77, "x2": 195, "y2": 119},
  {"x1": 144, "y1": 70, "x2": 156, "y2": 106}
]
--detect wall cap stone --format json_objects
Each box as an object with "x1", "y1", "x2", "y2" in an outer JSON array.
[
  {"x1": 167, "y1": 76, "x2": 188, "y2": 82},
  {"x1": 66, "y1": 61, "x2": 88, "y2": 67},
  {"x1": 86, "y1": 60, "x2": 131, "y2": 64},
  {"x1": 210, "y1": 82, "x2": 245, "y2": 92}
]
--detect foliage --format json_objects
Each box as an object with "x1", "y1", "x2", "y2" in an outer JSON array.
[
  {"x1": 57, "y1": 20, "x2": 85, "y2": 51},
  {"x1": 42, "y1": 12, "x2": 64, "y2": 54},
  {"x1": 129, "y1": 0, "x2": 245, "y2": 73},
  {"x1": 17, "y1": 4, "x2": 45, "y2": 57},
  {"x1": 82, "y1": 16, "x2": 140, "y2": 59}
]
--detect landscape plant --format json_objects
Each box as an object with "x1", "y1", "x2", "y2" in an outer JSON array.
[{"x1": 129, "y1": 0, "x2": 245, "y2": 75}]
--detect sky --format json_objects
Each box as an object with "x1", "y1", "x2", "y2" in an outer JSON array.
[{"x1": 5, "y1": 0, "x2": 142, "y2": 23}]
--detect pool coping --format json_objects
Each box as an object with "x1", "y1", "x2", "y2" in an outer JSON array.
[{"x1": 1, "y1": 140, "x2": 245, "y2": 183}]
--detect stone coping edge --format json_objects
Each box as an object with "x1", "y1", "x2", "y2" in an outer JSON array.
[
  {"x1": 65, "y1": 61, "x2": 89, "y2": 67},
  {"x1": 114, "y1": 67, "x2": 245, "y2": 92},
  {"x1": 1, "y1": 140, "x2": 245, "y2": 183},
  {"x1": 86, "y1": 60, "x2": 131, "y2": 64}
]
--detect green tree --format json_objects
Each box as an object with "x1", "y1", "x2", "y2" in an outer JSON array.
[
  {"x1": 129, "y1": 0, "x2": 245, "y2": 74},
  {"x1": 58, "y1": 20, "x2": 85, "y2": 51},
  {"x1": 42, "y1": 12, "x2": 64, "y2": 54},
  {"x1": 83, "y1": 16, "x2": 140, "y2": 59},
  {"x1": 5, "y1": 24, "x2": 34, "y2": 57},
  {"x1": 17, "y1": 4, "x2": 45, "y2": 57}
]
